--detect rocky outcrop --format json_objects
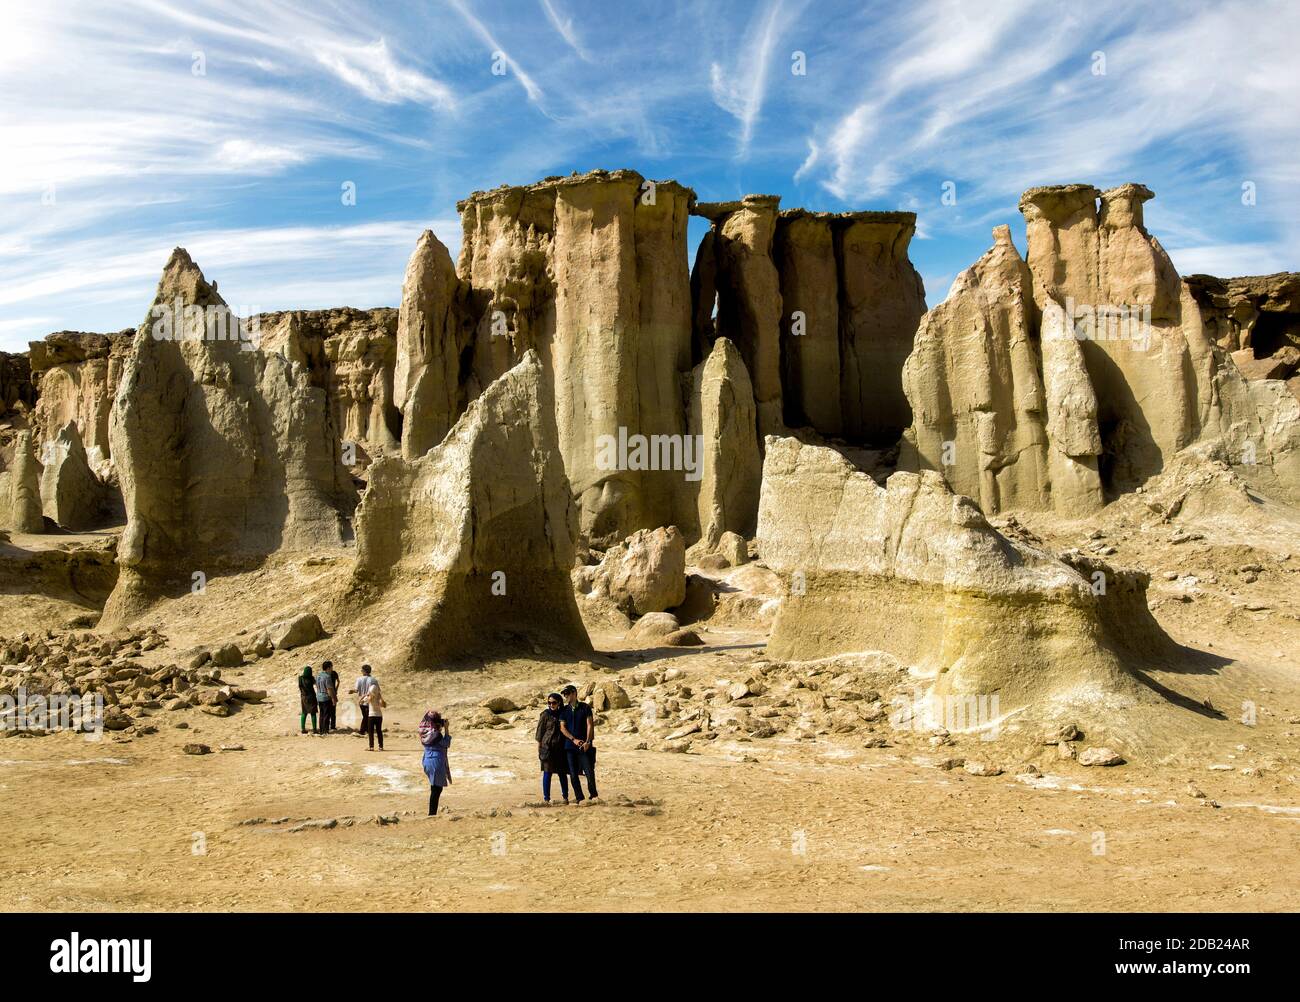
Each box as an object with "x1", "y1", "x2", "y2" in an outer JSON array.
[
  {"x1": 694, "y1": 201, "x2": 926, "y2": 446},
  {"x1": 29, "y1": 331, "x2": 132, "y2": 471},
  {"x1": 103, "y1": 250, "x2": 354, "y2": 624},
  {"x1": 395, "y1": 230, "x2": 475, "y2": 459},
  {"x1": 695, "y1": 196, "x2": 785, "y2": 437},
  {"x1": 1185, "y1": 272, "x2": 1300, "y2": 395},
  {"x1": 903, "y1": 183, "x2": 1300, "y2": 509},
  {"x1": 0, "y1": 431, "x2": 44, "y2": 533},
  {"x1": 39, "y1": 421, "x2": 105, "y2": 530},
  {"x1": 573, "y1": 525, "x2": 686, "y2": 617},
  {"x1": 339, "y1": 350, "x2": 590, "y2": 663},
  {"x1": 255, "y1": 307, "x2": 401, "y2": 464},
  {"x1": 756, "y1": 436, "x2": 1162, "y2": 714},
  {"x1": 0, "y1": 351, "x2": 35, "y2": 420},
  {"x1": 688, "y1": 337, "x2": 761, "y2": 545},
  {"x1": 448, "y1": 169, "x2": 698, "y2": 545},
  {"x1": 833, "y1": 212, "x2": 928, "y2": 443}
]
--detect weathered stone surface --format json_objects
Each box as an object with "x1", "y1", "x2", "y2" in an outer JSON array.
[
  {"x1": 756, "y1": 436, "x2": 1158, "y2": 712},
  {"x1": 339, "y1": 350, "x2": 590, "y2": 662},
  {"x1": 903, "y1": 183, "x2": 1300, "y2": 510},
  {"x1": 256, "y1": 307, "x2": 402, "y2": 464},
  {"x1": 688, "y1": 337, "x2": 761, "y2": 546},
  {"x1": 696, "y1": 196, "x2": 785, "y2": 436},
  {"x1": 1185, "y1": 272, "x2": 1300, "y2": 361},
  {"x1": 455, "y1": 170, "x2": 697, "y2": 545},
  {"x1": 38, "y1": 421, "x2": 105, "y2": 530},
  {"x1": 395, "y1": 230, "x2": 475, "y2": 459},
  {"x1": 1, "y1": 431, "x2": 44, "y2": 533},
  {"x1": 28, "y1": 331, "x2": 132, "y2": 471},
  {"x1": 103, "y1": 249, "x2": 355, "y2": 624},
  {"x1": 576, "y1": 525, "x2": 686, "y2": 617},
  {"x1": 775, "y1": 211, "x2": 841, "y2": 435},
  {"x1": 255, "y1": 613, "x2": 325, "y2": 651},
  {"x1": 835, "y1": 212, "x2": 927, "y2": 444},
  {"x1": 901, "y1": 225, "x2": 1052, "y2": 513},
  {"x1": 0, "y1": 351, "x2": 36, "y2": 420}
]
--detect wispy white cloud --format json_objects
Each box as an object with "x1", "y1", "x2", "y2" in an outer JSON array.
[
  {"x1": 710, "y1": 0, "x2": 798, "y2": 158},
  {"x1": 539, "y1": 0, "x2": 592, "y2": 62},
  {"x1": 448, "y1": 0, "x2": 546, "y2": 107}
]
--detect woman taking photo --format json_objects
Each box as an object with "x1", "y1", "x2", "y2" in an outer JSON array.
[{"x1": 418, "y1": 710, "x2": 451, "y2": 815}]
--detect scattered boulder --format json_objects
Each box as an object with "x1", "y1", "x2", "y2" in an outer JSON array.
[
  {"x1": 1078, "y1": 746, "x2": 1125, "y2": 767},
  {"x1": 581, "y1": 526, "x2": 686, "y2": 617},
  {"x1": 183, "y1": 743, "x2": 212, "y2": 755}
]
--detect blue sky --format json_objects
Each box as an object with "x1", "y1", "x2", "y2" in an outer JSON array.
[{"x1": 3, "y1": 0, "x2": 1299, "y2": 352}]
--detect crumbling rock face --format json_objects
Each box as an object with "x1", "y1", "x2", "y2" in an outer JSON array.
[
  {"x1": 399, "y1": 169, "x2": 700, "y2": 546},
  {"x1": 695, "y1": 196, "x2": 785, "y2": 437},
  {"x1": 256, "y1": 307, "x2": 401, "y2": 464},
  {"x1": 39, "y1": 421, "x2": 106, "y2": 530},
  {"x1": 572, "y1": 525, "x2": 686, "y2": 617},
  {"x1": 340, "y1": 350, "x2": 590, "y2": 663},
  {"x1": 0, "y1": 431, "x2": 45, "y2": 533},
  {"x1": 29, "y1": 330, "x2": 132, "y2": 471},
  {"x1": 757, "y1": 436, "x2": 1160, "y2": 713},
  {"x1": 103, "y1": 250, "x2": 354, "y2": 624},
  {"x1": 1185, "y1": 272, "x2": 1300, "y2": 394},
  {"x1": 901, "y1": 224, "x2": 1054, "y2": 513}
]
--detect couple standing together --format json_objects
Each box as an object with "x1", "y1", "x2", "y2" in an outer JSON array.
[{"x1": 535, "y1": 684, "x2": 598, "y2": 804}]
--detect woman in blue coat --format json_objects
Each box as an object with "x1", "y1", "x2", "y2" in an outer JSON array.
[{"x1": 419, "y1": 710, "x2": 452, "y2": 815}]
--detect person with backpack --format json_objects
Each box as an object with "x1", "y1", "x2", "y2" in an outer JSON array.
[
  {"x1": 419, "y1": 710, "x2": 451, "y2": 815},
  {"x1": 535, "y1": 692, "x2": 571, "y2": 804},
  {"x1": 314, "y1": 665, "x2": 336, "y2": 734},
  {"x1": 363, "y1": 676, "x2": 386, "y2": 751},
  {"x1": 297, "y1": 665, "x2": 319, "y2": 734}
]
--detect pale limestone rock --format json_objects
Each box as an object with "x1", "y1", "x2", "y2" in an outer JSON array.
[
  {"x1": 395, "y1": 230, "x2": 474, "y2": 459},
  {"x1": 756, "y1": 436, "x2": 1156, "y2": 713},
  {"x1": 256, "y1": 307, "x2": 401, "y2": 464},
  {"x1": 2, "y1": 431, "x2": 44, "y2": 533},
  {"x1": 340, "y1": 350, "x2": 590, "y2": 662},
  {"x1": 39, "y1": 421, "x2": 105, "y2": 530},
  {"x1": 456, "y1": 170, "x2": 696, "y2": 545},
  {"x1": 775, "y1": 211, "x2": 841, "y2": 435},
  {"x1": 696, "y1": 196, "x2": 785, "y2": 437},
  {"x1": 29, "y1": 331, "x2": 132, "y2": 470},
  {"x1": 583, "y1": 525, "x2": 686, "y2": 617},
  {"x1": 835, "y1": 212, "x2": 927, "y2": 444},
  {"x1": 688, "y1": 337, "x2": 761, "y2": 546},
  {"x1": 901, "y1": 225, "x2": 1049, "y2": 513},
  {"x1": 103, "y1": 249, "x2": 354, "y2": 624}
]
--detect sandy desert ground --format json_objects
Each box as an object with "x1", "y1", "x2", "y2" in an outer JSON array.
[{"x1": 3, "y1": 508, "x2": 1298, "y2": 913}]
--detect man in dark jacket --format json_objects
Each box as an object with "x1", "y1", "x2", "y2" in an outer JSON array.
[{"x1": 559, "y1": 684, "x2": 598, "y2": 801}]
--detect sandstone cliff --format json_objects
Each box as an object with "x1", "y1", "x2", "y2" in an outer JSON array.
[
  {"x1": 103, "y1": 250, "x2": 355, "y2": 624},
  {"x1": 338, "y1": 349, "x2": 590, "y2": 663},
  {"x1": 29, "y1": 330, "x2": 132, "y2": 473}
]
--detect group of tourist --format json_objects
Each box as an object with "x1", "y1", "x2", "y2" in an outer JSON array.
[
  {"x1": 296, "y1": 660, "x2": 386, "y2": 750},
  {"x1": 293, "y1": 666, "x2": 601, "y2": 817}
]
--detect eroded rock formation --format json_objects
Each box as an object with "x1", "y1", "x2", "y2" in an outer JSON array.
[
  {"x1": 0, "y1": 431, "x2": 44, "y2": 533},
  {"x1": 256, "y1": 307, "x2": 402, "y2": 464},
  {"x1": 103, "y1": 250, "x2": 354, "y2": 624},
  {"x1": 29, "y1": 331, "x2": 132, "y2": 472},
  {"x1": 903, "y1": 183, "x2": 1300, "y2": 510},
  {"x1": 757, "y1": 436, "x2": 1165, "y2": 714},
  {"x1": 1185, "y1": 272, "x2": 1300, "y2": 395},
  {"x1": 39, "y1": 421, "x2": 106, "y2": 530},
  {"x1": 340, "y1": 350, "x2": 590, "y2": 662},
  {"x1": 689, "y1": 337, "x2": 761, "y2": 545}
]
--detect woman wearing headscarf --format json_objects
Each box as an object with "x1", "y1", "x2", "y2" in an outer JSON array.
[
  {"x1": 297, "y1": 665, "x2": 318, "y2": 734},
  {"x1": 418, "y1": 710, "x2": 452, "y2": 815},
  {"x1": 535, "y1": 693, "x2": 570, "y2": 804}
]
